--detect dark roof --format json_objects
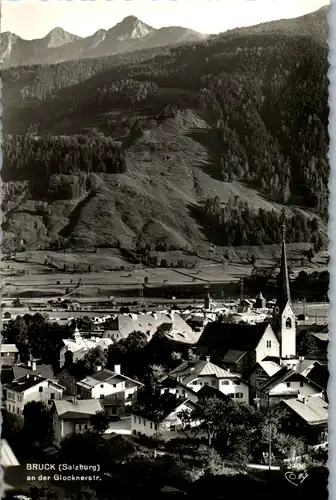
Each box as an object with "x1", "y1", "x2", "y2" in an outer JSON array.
[
  {"x1": 196, "y1": 322, "x2": 270, "y2": 352},
  {"x1": 132, "y1": 394, "x2": 196, "y2": 423},
  {"x1": 307, "y1": 364, "x2": 329, "y2": 390},
  {"x1": 90, "y1": 369, "x2": 116, "y2": 382},
  {"x1": 159, "y1": 376, "x2": 197, "y2": 394},
  {"x1": 222, "y1": 350, "x2": 247, "y2": 363},
  {"x1": 13, "y1": 364, "x2": 55, "y2": 380},
  {"x1": 258, "y1": 367, "x2": 324, "y2": 394},
  {"x1": 196, "y1": 385, "x2": 229, "y2": 401},
  {"x1": 6, "y1": 374, "x2": 46, "y2": 392}
]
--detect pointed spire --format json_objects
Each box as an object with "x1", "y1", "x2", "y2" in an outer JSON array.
[{"x1": 275, "y1": 224, "x2": 291, "y2": 312}]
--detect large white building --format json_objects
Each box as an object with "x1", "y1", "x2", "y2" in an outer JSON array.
[
  {"x1": 4, "y1": 374, "x2": 64, "y2": 417},
  {"x1": 59, "y1": 328, "x2": 113, "y2": 367},
  {"x1": 166, "y1": 356, "x2": 250, "y2": 404},
  {"x1": 76, "y1": 365, "x2": 143, "y2": 406}
]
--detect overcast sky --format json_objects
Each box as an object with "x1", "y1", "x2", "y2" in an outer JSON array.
[{"x1": 1, "y1": 0, "x2": 330, "y2": 40}]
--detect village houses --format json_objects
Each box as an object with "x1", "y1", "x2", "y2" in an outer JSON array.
[
  {"x1": 4, "y1": 374, "x2": 64, "y2": 418},
  {"x1": 131, "y1": 396, "x2": 199, "y2": 440},
  {"x1": 166, "y1": 356, "x2": 250, "y2": 404},
  {"x1": 53, "y1": 399, "x2": 103, "y2": 447}
]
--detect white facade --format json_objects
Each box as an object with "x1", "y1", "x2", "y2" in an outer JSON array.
[
  {"x1": 255, "y1": 325, "x2": 280, "y2": 363},
  {"x1": 279, "y1": 302, "x2": 296, "y2": 358},
  {"x1": 269, "y1": 380, "x2": 321, "y2": 399},
  {"x1": 131, "y1": 400, "x2": 199, "y2": 440},
  {"x1": 185, "y1": 375, "x2": 249, "y2": 404},
  {"x1": 60, "y1": 330, "x2": 113, "y2": 367},
  {"x1": 6, "y1": 378, "x2": 64, "y2": 417},
  {"x1": 78, "y1": 379, "x2": 126, "y2": 399},
  {"x1": 53, "y1": 399, "x2": 103, "y2": 447}
]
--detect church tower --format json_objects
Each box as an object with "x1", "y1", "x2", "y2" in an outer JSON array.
[{"x1": 272, "y1": 225, "x2": 296, "y2": 358}]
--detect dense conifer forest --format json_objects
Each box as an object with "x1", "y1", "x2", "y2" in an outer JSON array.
[{"x1": 2, "y1": 11, "x2": 330, "y2": 252}]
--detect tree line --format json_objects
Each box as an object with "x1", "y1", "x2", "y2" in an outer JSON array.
[
  {"x1": 2, "y1": 134, "x2": 127, "y2": 182},
  {"x1": 202, "y1": 196, "x2": 324, "y2": 248}
]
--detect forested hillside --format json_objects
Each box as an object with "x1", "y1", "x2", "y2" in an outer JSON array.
[{"x1": 2, "y1": 9, "x2": 329, "y2": 254}]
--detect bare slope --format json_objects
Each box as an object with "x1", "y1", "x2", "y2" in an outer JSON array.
[{"x1": 3, "y1": 109, "x2": 325, "y2": 253}]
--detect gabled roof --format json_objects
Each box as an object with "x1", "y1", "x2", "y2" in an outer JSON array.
[
  {"x1": 132, "y1": 394, "x2": 197, "y2": 423},
  {"x1": 0, "y1": 344, "x2": 18, "y2": 354},
  {"x1": 258, "y1": 367, "x2": 324, "y2": 395},
  {"x1": 13, "y1": 364, "x2": 55, "y2": 381},
  {"x1": 196, "y1": 322, "x2": 271, "y2": 352},
  {"x1": 54, "y1": 399, "x2": 102, "y2": 419},
  {"x1": 62, "y1": 335, "x2": 113, "y2": 354},
  {"x1": 312, "y1": 333, "x2": 329, "y2": 342},
  {"x1": 196, "y1": 385, "x2": 229, "y2": 401},
  {"x1": 106, "y1": 312, "x2": 200, "y2": 344},
  {"x1": 159, "y1": 375, "x2": 198, "y2": 394},
  {"x1": 77, "y1": 369, "x2": 143, "y2": 389},
  {"x1": 168, "y1": 358, "x2": 243, "y2": 386},
  {"x1": 257, "y1": 360, "x2": 282, "y2": 377},
  {"x1": 306, "y1": 364, "x2": 329, "y2": 390},
  {"x1": 6, "y1": 374, "x2": 46, "y2": 393},
  {"x1": 282, "y1": 396, "x2": 328, "y2": 425},
  {"x1": 223, "y1": 350, "x2": 247, "y2": 364},
  {"x1": 297, "y1": 359, "x2": 320, "y2": 375}
]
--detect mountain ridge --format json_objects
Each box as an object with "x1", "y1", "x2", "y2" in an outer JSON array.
[
  {"x1": 1, "y1": 8, "x2": 329, "y2": 255},
  {"x1": 0, "y1": 16, "x2": 207, "y2": 67}
]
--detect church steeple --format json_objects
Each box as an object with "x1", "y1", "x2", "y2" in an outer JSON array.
[
  {"x1": 273, "y1": 224, "x2": 296, "y2": 358},
  {"x1": 275, "y1": 224, "x2": 291, "y2": 313}
]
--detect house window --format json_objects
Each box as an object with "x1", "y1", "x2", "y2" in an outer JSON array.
[
  {"x1": 229, "y1": 393, "x2": 234, "y2": 398},
  {"x1": 287, "y1": 382, "x2": 290, "y2": 388},
  {"x1": 84, "y1": 424, "x2": 88, "y2": 430},
  {"x1": 50, "y1": 393, "x2": 55, "y2": 400},
  {"x1": 100, "y1": 394, "x2": 104, "y2": 399},
  {"x1": 78, "y1": 424, "x2": 82, "y2": 431},
  {"x1": 143, "y1": 419, "x2": 146, "y2": 426},
  {"x1": 150, "y1": 422, "x2": 153, "y2": 429},
  {"x1": 113, "y1": 384, "x2": 116, "y2": 388},
  {"x1": 192, "y1": 381, "x2": 198, "y2": 385},
  {"x1": 138, "y1": 418, "x2": 141, "y2": 424},
  {"x1": 134, "y1": 416, "x2": 136, "y2": 423},
  {"x1": 236, "y1": 381, "x2": 241, "y2": 386},
  {"x1": 266, "y1": 340, "x2": 272, "y2": 348},
  {"x1": 170, "y1": 424, "x2": 176, "y2": 431},
  {"x1": 300, "y1": 382, "x2": 304, "y2": 387},
  {"x1": 100, "y1": 384, "x2": 104, "y2": 388},
  {"x1": 133, "y1": 430, "x2": 137, "y2": 436},
  {"x1": 222, "y1": 380, "x2": 230, "y2": 385},
  {"x1": 211, "y1": 380, "x2": 216, "y2": 386},
  {"x1": 17, "y1": 407, "x2": 20, "y2": 415},
  {"x1": 155, "y1": 424, "x2": 158, "y2": 430},
  {"x1": 235, "y1": 393, "x2": 243, "y2": 399},
  {"x1": 286, "y1": 318, "x2": 292, "y2": 329},
  {"x1": 39, "y1": 387, "x2": 43, "y2": 392}
]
